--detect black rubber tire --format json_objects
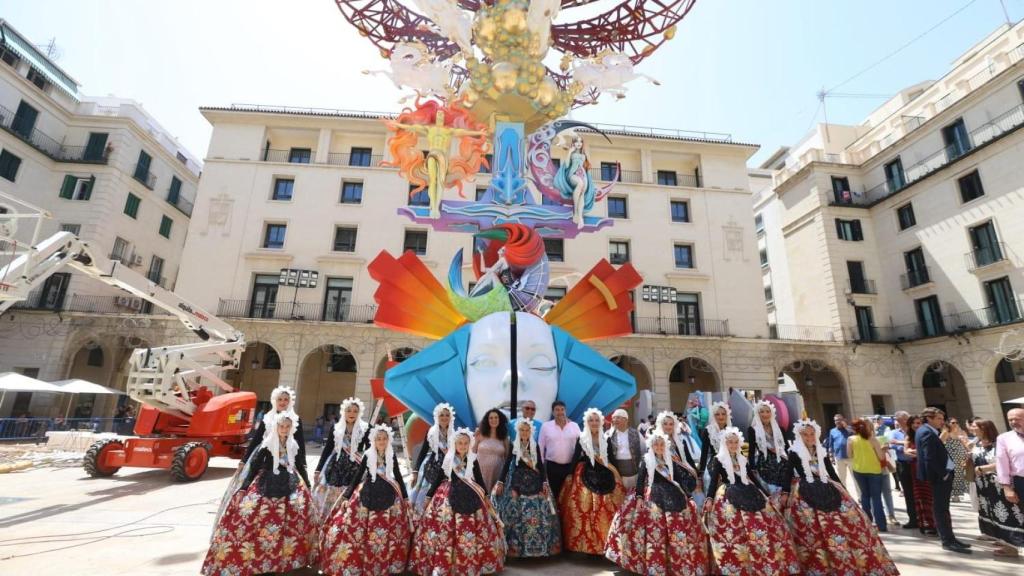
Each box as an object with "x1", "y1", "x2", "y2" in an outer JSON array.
[
  {"x1": 170, "y1": 441, "x2": 210, "y2": 482},
  {"x1": 83, "y1": 438, "x2": 123, "y2": 477}
]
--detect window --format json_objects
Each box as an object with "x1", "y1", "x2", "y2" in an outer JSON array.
[
  {"x1": 984, "y1": 277, "x2": 1020, "y2": 324},
  {"x1": 600, "y1": 162, "x2": 620, "y2": 181},
  {"x1": 831, "y1": 176, "x2": 852, "y2": 204},
  {"x1": 403, "y1": 230, "x2": 427, "y2": 255},
  {"x1": 333, "y1": 226, "x2": 357, "y2": 252},
  {"x1": 168, "y1": 176, "x2": 182, "y2": 204},
  {"x1": 847, "y1": 261, "x2": 871, "y2": 294},
  {"x1": 409, "y1": 185, "x2": 430, "y2": 207},
  {"x1": 544, "y1": 286, "x2": 567, "y2": 302},
  {"x1": 607, "y1": 196, "x2": 628, "y2": 219},
  {"x1": 884, "y1": 158, "x2": 906, "y2": 191},
  {"x1": 176, "y1": 151, "x2": 188, "y2": 165},
  {"x1": 60, "y1": 223, "x2": 81, "y2": 236},
  {"x1": 676, "y1": 293, "x2": 702, "y2": 335},
  {"x1": 349, "y1": 147, "x2": 372, "y2": 167},
  {"x1": 272, "y1": 178, "x2": 294, "y2": 201},
  {"x1": 87, "y1": 346, "x2": 104, "y2": 367},
  {"x1": 544, "y1": 238, "x2": 564, "y2": 262},
  {"x1": 134, "y1": 150, "x2": 152, "y2": 183},
  {"x1": 754, "y1": 213, "x2": 764, "y2": 232},
  {"x1": 323, "y1": 277, "x2": 354, "y2": 321},
  {"x1": 328, "y1": 348, "x2": 358, "y2": 373},
  {"x1": 147, "y1": 255, "x2": 165, "y2": 284},
  {"x1": 915, "y1": 295, "x2": 944, "y2": 337},
  {"x1": 111, "y1": 237, "x2": 130, "y2": 261},
  {"x1": 942, "y1": 118, "x2": 972, "y2": 159},
  {"x1": 0, "y1": 45, "x2": 18, "y2": 67},
  {"x1": 673, "y1": 244, "x2": 694, "y2": 269},
  {"x1": 84, "y1": 132, "x2": 108, "y2": 162},
  {"x1": 855, "y1": 306, "x2": 876, "y2": 342},
  {"x1": 759, "y1": 248, "x2": 769, "y2": 267},
  {"x1": 969, "y1": 221, "x2": 1003, "y2": 267},
  {"x1": 764, "y1": 285, "x2": 774, "y2": 303},
  {"x1": 0, "y1": 150, "x2": 21, "y2": 182},
  {"x1": 657, "y1": 170, "x2": 678, "y2": 186},
  {"x1": 958, "y1": 170, "x2": 984, "y2": 203},
  {"x1": 671, "y1": 200, "x2": 690, "y2": 223},
  {"x1": 288, "y1": 148, "x2": 312, "y2": 164},
  {"x1": 39, "y1": 273, "x2": 69, "y2": 310},
  {"x1": 903, "y1": 248, "x2": 929, "y2": 287},
  {"x1": 123, "y1": 193, "x2": 141, "y2": 219},
  {"x1": 249, "y1": 274, "x2": 279, "y2": 318},
  {"x1": 475, "y1": 187, "x2": 488, "y2": 201},
  {"x1": 335, "y1": 181, "x2": 362, "y2": 204},
  {"x1": 12, "y1": 101, "x2": 38, "y2": 138},
  {"x1": 609, "y1": 240, "x2": 630, "y2": 264},
  {"x1": 263, "y1": 223, "x2": 287, "y2": 249},
  {"x1": 58, "y1": 175, "x2": 94, "y2": 200},
  {"x1": 263, "y1": 347, "x2": 282, "y2": 369},
  {"x1": 896, "y1": 202, "x2": 916, "y2": 230},
  {"x1": 26, "y1": 68, "x2": 48, "y2": 90},
  {"x1": 159, "y1": 215, "x2": 173, "y2": 239},
  {"x1": 835, "y1": 218, "x2": 863, "y2": 241}
]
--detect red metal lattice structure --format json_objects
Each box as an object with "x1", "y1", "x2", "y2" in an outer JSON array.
[{"x1": 334, "y1": 0, "x2": 697, "y2": 106}]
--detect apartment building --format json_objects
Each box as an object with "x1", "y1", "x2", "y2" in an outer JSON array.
[{"x1": 756, "y1": 21, "x2": 1024, "y2": 423}]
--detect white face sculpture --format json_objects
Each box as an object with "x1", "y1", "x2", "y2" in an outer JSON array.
[{"x1": 467, "y1": 311, "x2": 558, "y2": 423}]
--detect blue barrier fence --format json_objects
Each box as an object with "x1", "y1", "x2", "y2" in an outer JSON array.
[{"x1": 0, "y1": 417, "x2": 135, "y2": 441}]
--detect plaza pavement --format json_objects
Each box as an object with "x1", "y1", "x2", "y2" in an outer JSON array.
[{"x1": 0, "y1": 448, "x2": 1021, "y2": 576}]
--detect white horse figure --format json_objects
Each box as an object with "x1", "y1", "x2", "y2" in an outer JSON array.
[
  {"x1": 411, "y1": 0, "x2": 473, "y2": 55},
  {"x1": 526, "y1": 0, "x2": 561, "y2": 56},
  {"x1": 363, "y1": 42, "x2": 451, "y2": 101},
  {"x1": 572, "y1": 52, "x2": 660, "y2": 101}
]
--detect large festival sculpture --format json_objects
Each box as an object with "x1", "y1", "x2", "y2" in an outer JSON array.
[{"x1": 334, "y1": 0, "x2": 698, "y2": 428}]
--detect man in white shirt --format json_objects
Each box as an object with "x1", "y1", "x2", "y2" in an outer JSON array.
[
  {"x1": 607, "y1": 408, "x2": 642, "y2": 488},
  {"x1": 539, "y1": 400, "x2": 581, "y2": 498}
]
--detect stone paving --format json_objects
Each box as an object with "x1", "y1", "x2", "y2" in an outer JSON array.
[{"x1": 0, "y1": 452, "x2": 1021, "y2": 575}]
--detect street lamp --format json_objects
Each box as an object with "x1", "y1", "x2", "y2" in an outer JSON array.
[
  {"x1": 641, "y1": 284, "x2": 677, "y2": 334},
  {"x1": 279, "y1": 268, "x2": 319, "y2": 319}
]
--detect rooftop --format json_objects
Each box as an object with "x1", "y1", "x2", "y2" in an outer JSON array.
[{"x1": 0, "y1": 19, "x2": 80, "y2": 100}]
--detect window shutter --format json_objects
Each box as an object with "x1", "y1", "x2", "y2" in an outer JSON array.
[
  {"x1": 83, "y1": 175, "x2": 95, "y2": 200},
  {"x1": 59, "y1": 175, "x2": 76, "y2": 199},
  {"x1": 835, "y1": 219, "x2": 843, "y2": 239},
  {"x1": 853, "y1": 220, "x2": 863, "y2": 241}
]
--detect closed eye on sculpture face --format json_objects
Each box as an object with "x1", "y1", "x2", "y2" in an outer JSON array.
[
  {"x1": 527, "y1": 354, "x2": 556, "y2": 373},
  {"x1": 469, "y1": 355, "x2": 498, "y2": 369}
]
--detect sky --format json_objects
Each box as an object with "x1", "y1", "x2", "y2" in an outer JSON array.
[{"x1": 5, "y1": 0, "x2": 1024, "y2": 166}]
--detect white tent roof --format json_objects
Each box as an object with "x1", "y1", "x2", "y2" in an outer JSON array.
[
  {"x1": 51, "y1": 379, "x2": 125, "y2": 395},
  {"x1": 0, "y1": 372, "x2": 64, "y2": 392},
  {"x1": 1003, "y1": 396, "x2": 1024, "y2": 404}
]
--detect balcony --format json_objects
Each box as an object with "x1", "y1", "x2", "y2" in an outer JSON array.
[
  {"x1": 0, "y1": 104, "x2": 109, "y2": 164},
  {"x1": 965, "y1": 243, "x2": 1008, "y2": 272},
  {"x1": 945, "y1": 298, "x2": 1024, "y2": 332},
  {"x1": 326, "y1": 152, "x2": 384, "y2": 167},
  {"x1": 261, "y1": 149, "x2": 316, "y2": 163},
  {"x1": 900, "y1": 267, "x2": 931, "y2": 290},
  {"x1": 772, "y1": 324, "x2": 843, "y2": 342},
  {"x1": 11, "y1": 291, "x2": 169, "y2": 315},
  {"x1": 632, "y1": 316, "x2": 730, "y2": 337},
  {"x1": 166, "y1": 194, "x2": 194, "y2": 218},
  {"x1": 590, "y1": 168, "x2": 643, "y2": 184},
  {"x1": 846, "y1": 325, "x2": 899, "y2": 343},
  {"x1": 849, "y1": 278, "x2": 877, "y2": 295},
  {"x1": 217, "y1": 299, "x2": 377, "y2": 323},
  {"x1": 133, "y1": 166, "x2": 156, "y2": 190}
]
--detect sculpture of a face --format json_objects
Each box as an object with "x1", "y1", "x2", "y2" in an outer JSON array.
[{"x1": 467, "y1": 311, "x2": 558, "y2": 422}]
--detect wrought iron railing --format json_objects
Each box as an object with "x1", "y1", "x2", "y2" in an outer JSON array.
[
  {"x1": 0, "y1": 104, "x2": 109, "y2": 164},
  {"x1": 217, "y1": 299, "x2": 378, "y2": 323},
  {"x1": 966, "y1": 242, "x2": 1008, "y2": 271},
  {"x1": 900, "y1": 267, "x2": 931, "y2": 290},
  {"x1": 261, "y1": 149, "x2": 317, "y2": 163},
  {"x1": 632, "y1": 316, "x2": 730, "y2": 337},
  {"x1": 325, "y1": 152, "x2": 384, "y2": 167},
  {"x1": 849, "y1": 278, "x2": 877, "y2": 295},
  {"x1": 132, "y1": 166, "x2": 156, "y2": 189}
]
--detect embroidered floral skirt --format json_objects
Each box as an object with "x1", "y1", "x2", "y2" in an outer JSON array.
[
  {"x1": 557, "y1": 465, "x2": 625, "y2": 555},
  {"x1": 784, "y1": 479, "x2": 899, "y2": 576},
  {"x1": 311, "y1": 482, "x2": 347, "y2": 523},
  {"x1": 605, "y1": 494, "x2": 710, "y2": 576},
  {"x1": 318, "y1": 485, "x2": 412, "y2": 576},
  {"x1": 706, "y1": 484, "x2": 801, "y2": 576},
  {"x1": 202, "y1": 474, "x2": 318, "y2": 576},
  {"x1": 493, "y1": 490, "x2": 561, "y2": 557},
  {"x1": 408, "y1": 481, "x2": 506, "y2": 576}
]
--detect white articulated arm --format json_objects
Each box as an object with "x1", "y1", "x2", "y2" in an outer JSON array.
[{"x1": 0, "y1": 230, "x2": 245, "y2": 419}]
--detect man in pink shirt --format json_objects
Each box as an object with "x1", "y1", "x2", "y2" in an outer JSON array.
[
  {"x1": 539, "y1": 400, "x2": 581, "y2": 498},
  {"x1": 996, "y1": 407, "x2": 1024, "y2": 507}
]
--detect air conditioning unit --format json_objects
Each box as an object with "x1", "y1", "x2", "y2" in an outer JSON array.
[
  {"x1": 115, "y1": 296, "x2": 132, "y2": 308},
  {"x1": 132, "y1": 254, "x2": 144, "y2": 267}
]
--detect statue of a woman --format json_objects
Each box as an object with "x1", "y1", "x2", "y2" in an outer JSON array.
[{"x1": 553, "y1": 135, "x2": 596, "y2": 228}]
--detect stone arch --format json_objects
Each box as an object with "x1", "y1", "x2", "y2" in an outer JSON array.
[
  {"x1": 991, "y1": 351, "x2": 1024, "y2": 427},
  {"x1": 232, "y1": 342, "x2": 283, "y2": 415},
  {"x1": 63, "y1": 340, "x2": 116, "y2": 419},
  {"x1": 297, "y1": 344, "x2": 358, "y2": 424},
  {"x1": 667, "y1": 356, "x2": 720, "y2": 413},
  {"x1": 375, "y1": 346, "x2": 420, "y2": 378},
  {"x1": 608, "y1": 354, "x2": 652, "y2": 423},
  {"x1": 778, "y1": 358, "x2": 848, "y2": 425},
  {"x1": 912, "y1": 359, "x2": 973, "y2": 423}
]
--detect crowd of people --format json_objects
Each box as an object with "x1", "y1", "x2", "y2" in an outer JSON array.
[{"x1": 201, "y1": 384, "x2": 1024, "y2": 575}]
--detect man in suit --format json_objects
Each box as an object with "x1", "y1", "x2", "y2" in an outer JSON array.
[{"x1": 916, "y1": 407, "x2": 971, "y2": 554}]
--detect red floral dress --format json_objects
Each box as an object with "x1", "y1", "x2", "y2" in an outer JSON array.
[{"x1": 558, "y1": 442, "x2": 626, "y2": 555}]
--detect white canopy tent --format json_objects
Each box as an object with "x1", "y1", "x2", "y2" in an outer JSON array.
[
  {"x1": 0, "y1": 372, "x2": 64, "y2": 419},
  {"x1": 51, "y1": 379, "x2": 126, "y2": 419},
  {"x1": 1003, "y1": 396, "x2": 1024, "y2": 404}
]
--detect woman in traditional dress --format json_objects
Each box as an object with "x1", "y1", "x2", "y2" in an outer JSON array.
[
  {"x1": 605, "y1": 430, "x2": 710, "y2": 575},
  {"x1": 746, "y1": 400, "x2": 791, "y2": 509},
  {"x1": 409, "y1": 402, "x2": 455, "y2": 514},
  {"x1": 783, "y1": 418, "x2": 899, "y2": 575},
  {"x1": 319, "y1": 424, "x2": 412, "y2": 575},
  {"x1": 493, "y1": 418, "x2": 561, "y2": 558},
  {"x1": 203, "y1": 412, "x2": 318, "y2": 576},
  {"x1": 312, "y1": 397, "x2": 369, "y2": 520},
  {"x1": 970, "y1": 419, "x2": 1022, "y2": 557},
  {"x1": 654, "y1": 410, "x2": 702, "y2": 503},
  {"x1": 704, "y1": 426, "x2": 801, "y2": 576},
  {"x1": 904, "y1": 415, "x2": 937, "y2": 535},
  {"x1": 241, "y1": 385, "x2": 305, "y2": 466},
  {"x1": 476, "y1": 407, "x2": 510, "y2": 493},
  {"x1": 409, "y1": 427, "x2": 506, "y2": 576},
  {"x1": 698, "y1": 401, "x2": 733, "y2": 477},
  {"x1": 558, "y1": 407, "x2": 626, "y2": 555}
]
